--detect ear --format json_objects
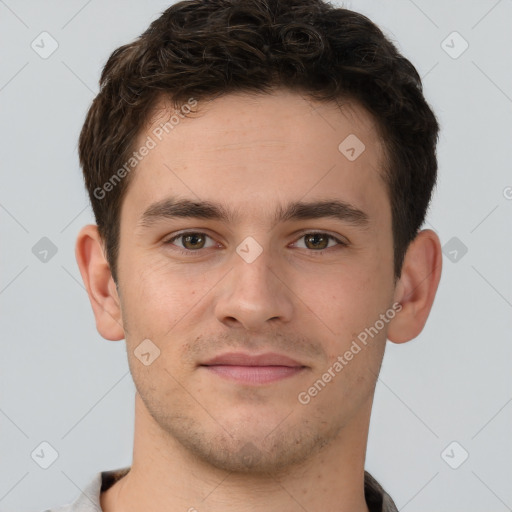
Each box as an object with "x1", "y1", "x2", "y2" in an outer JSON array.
[
  {"x1": 75, "y1": 224, "x2": 125, "y2": 341},
  {"x1": 387, "y1": 229, "x2": 442, "y2": 344}
]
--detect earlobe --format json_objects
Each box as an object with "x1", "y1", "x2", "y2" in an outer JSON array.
[
  {"x1": 75, "y1": 224, "x2": 125, "y2": 341},
  {"x1": 387, "y1": 229, "x2": 442, "y2": 344}
]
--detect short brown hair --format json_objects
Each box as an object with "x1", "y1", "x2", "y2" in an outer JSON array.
[{"x1": 79, "y1": 0, "x2": 439, "y2": 282}]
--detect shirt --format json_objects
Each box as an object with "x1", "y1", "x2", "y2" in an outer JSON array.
[{"x1": 44, "y1": 467, "x2": 398, "y2": 512}]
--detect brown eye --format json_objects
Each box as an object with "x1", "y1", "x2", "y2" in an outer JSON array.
[
  {"x1": 165, "y1": 232, "x2": 216, "y2": 251},
  {"x1": 293, "y1": 232, "x2": 346, "y2": 251},
  {"x1": 303, "y1": 233, "x2": 330, "y2": 250},
  {"x1": 181, "y1": 233, "x2": 206, "y2": 250}
]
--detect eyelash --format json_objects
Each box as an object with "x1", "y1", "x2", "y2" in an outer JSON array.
[{"x1": 163, "y1": 231, "x2": 348, "y2": 256}]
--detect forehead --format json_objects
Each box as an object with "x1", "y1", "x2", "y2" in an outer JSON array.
[{"x1": 123, "y1": 89, "x2": 389, "y2": 227}]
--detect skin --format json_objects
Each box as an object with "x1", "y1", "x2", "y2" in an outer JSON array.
[{"x1": 76, "y1": 89, "x2": 442, "y2": 512}]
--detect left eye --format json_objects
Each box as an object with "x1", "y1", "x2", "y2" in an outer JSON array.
[{"x1": 292, "y1": 233, "x2": 345, "y2": 250}]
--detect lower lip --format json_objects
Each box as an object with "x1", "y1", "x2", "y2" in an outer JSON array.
[{"x1": 202, "y1": 365, "x2": 305, "y2": 384}]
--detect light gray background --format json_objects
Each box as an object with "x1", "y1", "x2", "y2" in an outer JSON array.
[{"x1": 1, "y1": 1, "x2": 511, "y2": 511}]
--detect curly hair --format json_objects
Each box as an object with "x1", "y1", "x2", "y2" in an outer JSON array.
[{"x1": 78, "y1": 0, "x2": 439, "y2": 282}]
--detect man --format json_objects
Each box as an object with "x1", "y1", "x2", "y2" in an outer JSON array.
[{"x1": 51, "y1": 0, "x2": 442, "y2": 510}]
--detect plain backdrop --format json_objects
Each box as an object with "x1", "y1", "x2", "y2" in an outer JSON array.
[{"x1": 1, "y1": 1, "x2": 511, "y2": 511}]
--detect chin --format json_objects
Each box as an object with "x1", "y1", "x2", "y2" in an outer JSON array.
[{"x1": 164, "y1": 410, "x2": 337, "y2": 476}]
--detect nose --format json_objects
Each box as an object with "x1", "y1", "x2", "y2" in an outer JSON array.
[{"x1": 214, "y1": 243, "x2": 294, "y2": 332}]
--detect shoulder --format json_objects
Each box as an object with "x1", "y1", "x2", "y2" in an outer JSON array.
[
  {"x1": 364, "y1": 471, "x2": 398, "y2": 512},
  {"x1": 40, "y1": 467, "x2": 130, "y2": 512}
]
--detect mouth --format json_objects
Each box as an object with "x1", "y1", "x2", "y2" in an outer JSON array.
[{"x1": 199, "y1": 352, "x2": 308, "y2": 385}]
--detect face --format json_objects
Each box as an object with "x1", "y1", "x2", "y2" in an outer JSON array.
[{"x1": 115, "y1": 89, "x2": 396, "y2": 474}]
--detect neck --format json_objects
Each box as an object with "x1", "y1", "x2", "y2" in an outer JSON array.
[{"x1": 101, "y1": 393, "x2": 372, "y2": 512}]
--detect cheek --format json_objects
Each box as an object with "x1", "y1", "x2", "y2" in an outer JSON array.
[
  {"x1": 120, "y1": 256, "x2": 206, "y2": 342},
  {"x1": 302, "y1": 270, "x2": 390, "y2": 414},
  {"x1": 306, "y1": 263, "x2": 387, "y2": 324},
  {"x1": 303, "y1": 261, "x2": 393, "y2": 360}
]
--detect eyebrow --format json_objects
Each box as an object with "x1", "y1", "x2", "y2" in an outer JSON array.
[{"x1": 137, "y1": 196, "x2": 370, "y2": 230}]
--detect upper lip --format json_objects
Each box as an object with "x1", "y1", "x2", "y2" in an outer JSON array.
[{"x1": 201, "y1": 352, "x2": 305, "y2": 367}]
